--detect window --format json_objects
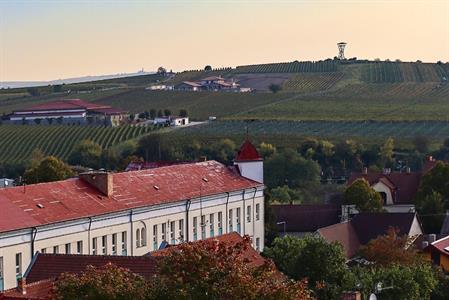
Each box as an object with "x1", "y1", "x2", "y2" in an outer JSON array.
[
  {"x1": 218, "y1": 212, "x2": 223, "y2": 236},
  {"x1": 201, "y1": 215, "x2": 206, "y2": 239},
  {"x1": 41, "y1": 248, "x2": 46, "y2": 254},
  {"x1": 65, "y1": 243, "x2": 71, "y2": 254},
  {"x1": 112, "y1": 234, "x2": 117, "y2": 255},
  {"x1": 77, "y1": 241, "x2": 83, "y2": 254},
  {"x1": 256, "y1": 238, "x2": 260, "y2": 251},
  {"x1": 178, "y1": 219, "x2": 184, "y2": 241},
  {"x1": 236, "y1": 208, "x2": 241, "y2": 234},
  {"x1": 209, "y1": 214, "x2": 214, "y2": 237},
  {"x1": 162, "y1": 223, "x2": 166, "y2": 241},
  {"x1": 153, "y1": 225, "x2": 158, "y2": 250},
  {"x1": 170, "y1": 221, "x2": 175, "y2": 244},
  {"x1": 136, "y1": 229, "x2": 141, "y2": 248},
  {"x1": 102, "y1": 236, "x2": 107, "y2": 254},
  {"x1": 0, "y1": 256, "x2": 4, "y2": 292},
  {"x1": 141, "y1": 227, "x2": 147, "y2": 247},
  {"x1": 228, "y1": 209, "x2": 233, "y2": 232},
  {"x1": 121, "y1": 232, "x2": 127, "y2": 255},
  {"x1": 193, "y1": 217, "x2": 198, "y2": 241},
  {"x1": 53, "y1": 245, "x2": 59, "y2": 254},
  {"x1": 247, "y1": 205, "x2": 251, "y2": 222},
  {"x1": 92, "y1": 237, "x2": 97, "y2": 255},
  {"x1": 15, "y1": 253, "x2": 22, "y2": 281},
  {"x1": 256, "y1": 204, "x2": 260, "y2": 221}
]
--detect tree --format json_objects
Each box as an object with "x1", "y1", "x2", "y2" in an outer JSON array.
[
  {"x1": 269, "y1": 84, "x2": 282, "y2": 93},
  {"x1": 52, "y1": 263, "x2": 147, "y2": 300},
  {"x1": 359, "y1": 227, "x2": 421, "y2": 266},
  {"x1": 343, "y1": 178, "x2": 384, "y2": 212},
  {"x1": 157, "y1": 110, "x2": 163, "y2": 118},
  {"x1": 270, "y1": 185, "x2": 298, "y2": 204},
  {"x1": 264, "y1": 149, "x2": 320, "y2": 190},
  {"x1": 149, "y1": 235, "x2": 314, "y2": 300},
  {"x1": 179, "y1": 109, "x2": 188, "y2": 118},
  {"x1": 163, "y1": 109, "x2": 171, "y2": 117},
  {"x1": 259, "y1": 142, "x2": 276, "y2": 159},
  {"x1": 28, "y1": 148, "x2": 45, "y2": 169},
  {"x1": 206, "y1": 139, "x2": 237, "y2": 164},
  {"x1": 157, "y1": 66, "x2": 167, "y2": 75},
  {"x1": 24, "y1": 156, "x2": 74, "y2": 184},
  {"x1": 149, "y1": 109, "x2": 156, "y2": 119},
  {"x1": 264, "y1": 235, "x2": 350, "y2": 300},
  {"x1": 204, "y1": 65, "x2": 212, "y2": 71},
  {"x1": 27, "y1": 87, "x2": 40, "y2": 96},
  {"x1": 380, "y1": 137, "x2": 394, "y2": 167},
  {"x1": 68, "y1": 140, "x2": 102, "y2": 169},
  {"x1": 415, "y1": 191, "x2": 445, "y2": 233},
  {"x1": 412, "y1": 135, "x2": 430, "y2": 153},
  {"x1": 53, "y1": 85, "x2": 62, "y2": 93}
]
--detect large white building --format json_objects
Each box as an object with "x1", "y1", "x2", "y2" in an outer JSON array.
[{"x1": 0, "y1": 142, "x2": 265, "y2": 291}]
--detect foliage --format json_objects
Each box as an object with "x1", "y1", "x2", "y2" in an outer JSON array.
[
  {"x1": 163, "y1": 109, "x2": 171, "y2": 117},
  {"x1": 380, "y1": 137, "x2": 394, "y2": 167},
  {"x1": 264, "y1": 149, "x2": 320, "y2": 189},
  {"x1": 359, "y1": 227, "x2": 421, "y2": 266},
  {"x1": 350, "y1": 263, "x2": 438, "y2": 300},
  {"x1": 24, "y1": 156, "x2": 74, "y2": 184},
  {"x1": 431, "y1": 268, "x2": 449, "y2": 300},
  {"x1": 51, "y1": 263, "x2": 147, "y2": 300},
  {"x1": 269, "y1": 84, "x2": 282, "y2": 93},
  {"x1": 149, "y1": 235, "x2": 315, "y2": 300},
  {"x1": 412, "y1": 135, "x2": 430, "y2": 153},
  {"x1": 258, "y1": 142, "x2": 276, "y2": 159},
  {"x1": 264, "y1": 235, "x2": 350, "y2": 300},
  {"x1": 415, "y1": 191, "x2": 445, "y2": 233},
  {"x1": 204, "y1": 65, "x2": 212, "y2": 71},
  {"x1": 179, "y1": 109, "x2": 188, "y2": 118},
  {"x1": 68, "y1": 140, "x2": 102, "y2": 169},
  {"x1": 343, "y1": 178, "x2": 383, "y2": 212},
  {"x1": 270, "y1": 185, "x2": 298, "y2": 204}
]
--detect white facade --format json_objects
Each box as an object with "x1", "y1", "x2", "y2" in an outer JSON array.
[
  {"x1": 235, "y1": 161, "x2": 264, "y2": 184},
  {"x1": 0, "y1": 188, "x2": 264, "y2": 291}
]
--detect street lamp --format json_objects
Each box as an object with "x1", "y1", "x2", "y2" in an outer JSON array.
[{"x1": 276, "y1": 221, "x2": 286, "y2": 236}]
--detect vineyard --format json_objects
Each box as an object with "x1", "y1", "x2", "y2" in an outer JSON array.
[
  {"x1": 361, "y1": 62, "x2": 447, "y2": 83},
  {"x1": 234, "y1": 60, "x2": 338, "y2": 73},
  {"x1": 282, "y1": 73, "x2": 344, "y2": 92},
  {"x1": 0, "y1": 125, "x2": 153, "y2": 163},
  {"x1": 175, "y1": 120, "x2": 449, "y2": 142}
]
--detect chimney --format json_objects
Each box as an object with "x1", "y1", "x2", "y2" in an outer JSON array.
[
  {"x1": 428, "y1": 234, "x2": 436, "y2": 243},
  {"x1": 17, "y1": 277, "x2": 26, "y2": 295},
  {"x1": 428, "y1": 155, "x2": 434, "y2": 162},
  {"x1": 79, "y1": 171, "x2": 113, "y2": 197},
  {"x1": 362, "y1": 167, "x2": 368, "y2": 175},
  {"x1": 406, "y1": 167, "x2": 411, "y2": 174}
]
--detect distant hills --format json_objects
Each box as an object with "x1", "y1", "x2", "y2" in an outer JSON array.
[{"x1": 0, "y1": 70, "x2": 155, "y2": 89}]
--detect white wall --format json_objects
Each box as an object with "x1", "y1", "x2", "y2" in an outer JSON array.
[{"x1": 235, "y1": 161, "x2": 263, "y2": 183}]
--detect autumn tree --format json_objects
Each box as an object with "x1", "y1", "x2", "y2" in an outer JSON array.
[
  {"x1": 148, "y1": 235, "x2": 315, "y2": 300},
  {"x1": 51, "y1": 263, "x2": 147, "y2": 300},
  {"x1": 24, "y1": 156, "x2": 74, "y2": 184},
  {"x1": 343, "y1": 178, "x2": 384, "y2": 212},
  {"x1": 359, "y1": 227, "x2": 421, "y2": 266},
  {"x1": 380, "y1": 137, "x2": 394, "y2": 167}
]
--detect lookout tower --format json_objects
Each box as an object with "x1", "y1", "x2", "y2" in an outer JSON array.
[{"x1": 337, "y1": 42, "x2": 347, "y2": 60}]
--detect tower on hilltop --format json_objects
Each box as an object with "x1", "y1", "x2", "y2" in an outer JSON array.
[{"x1": 337, "y1": 42, "x2": 347, "y2": 60}]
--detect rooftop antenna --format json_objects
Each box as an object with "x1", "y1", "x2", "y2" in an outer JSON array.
[{"x1": 337, "y1": 42, "x2": 347, "y2": 60}]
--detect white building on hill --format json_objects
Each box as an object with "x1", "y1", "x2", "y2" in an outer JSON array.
[{"x1": 0, "y1": 141, "x2": 264, "y2": 291}]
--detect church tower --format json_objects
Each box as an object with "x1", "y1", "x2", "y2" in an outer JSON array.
[{"x1": 234, "y1": 140, "x2": 263, "y2": 183}]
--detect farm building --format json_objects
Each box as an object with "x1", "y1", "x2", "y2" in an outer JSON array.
[
  {"x1": 5, "y1": 99, "x2": 127, "y2": 126},
  {"x1": 0, "y1": 178, "x2": 14, "y2": 189},
  {"x1": 154, "y1": 116, "x2": 189, "y2": 127},
  {"x1": 174, "y1": 76, "x2": 242, "y2": 92},
  {"x1": 174, "y1": 81, "x2": 202, "y2": 91}
]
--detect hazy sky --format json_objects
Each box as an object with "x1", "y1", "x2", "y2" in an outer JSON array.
[{"x1": 1, "y1": 0, "x2": 448, "y2": 81}]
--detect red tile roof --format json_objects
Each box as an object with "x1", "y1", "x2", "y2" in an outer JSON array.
[
  {"x1": 0, "y1": 279, "x2": 54, "y2": 300},
  {"x1": 14, "y1": 99, "x2": 109, "y2": 112},
  {"x1": 318, "y1": 221, "x2": 361, "y2": 258},
  {"x1": 272, "y1": 204, "x2": 341, "y2": 233},
  {"x1": 235, "y1": 140, "x2": 262, "y2": 161},
  {"x1": 425, "y1": 235, "x2": 449, "y2": 256},
  {"x1": 0, "y1": 161, "x2": 262, "y2": 233}
]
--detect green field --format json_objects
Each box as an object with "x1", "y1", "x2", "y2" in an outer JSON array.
[{"x1": 0, "y1": 125, "x2": 153, "y2": 164}]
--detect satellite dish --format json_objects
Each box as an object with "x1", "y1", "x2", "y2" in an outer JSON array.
[{"x1": 369, "y1": 294, "x2": 377, "y2": 300}]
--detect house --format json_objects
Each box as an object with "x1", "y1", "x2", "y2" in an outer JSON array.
[
  {"x1": 424, "y1": 235, "x2": 449, "y2": 272},
  {"x1": 153, "y1": 116, "x2": 189, "y2": 127},
  {"x1": 0, "y1": 141, "x2": 265, "y2": 291},
  {"x1": 317, "y1": 212, "x2": 423, "y2": 258},
  {"x1": 344, "y1": 158, "x2": 437, "y2": 219},
  {"x1": 0, "y1": 179, "x2": 14, "y2": 189},
  {"x1": 271, "y1": 204, "x2": 341, "y2": 236},
  {"x1": 5, "y1": 99, "x2": 127, "y2": 126},
  {"x1": 0, "y1": 233, "x2": 267, "y2": 299},
  {"x1": 174, "y1": 81, "x2": 202, "y2": 91}
]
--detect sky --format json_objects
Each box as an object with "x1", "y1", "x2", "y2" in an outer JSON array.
[{"x1": 0, "y1": 0, "x2": 448, "y2": 81}]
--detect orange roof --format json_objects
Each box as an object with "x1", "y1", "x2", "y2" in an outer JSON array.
[
  {"x1": 0, "y1": 161, "x2": 262, "y2": 233},
  {"x1": 14, "y1": 99, "x2": 110, "y2": 112}
]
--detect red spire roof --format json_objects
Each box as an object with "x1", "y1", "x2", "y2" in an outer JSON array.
[{"x1": 235, "y1": 140, "x2": 262, "y2": 161}]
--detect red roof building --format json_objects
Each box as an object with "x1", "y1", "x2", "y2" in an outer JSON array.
[{"x1": 425, "y1": 235, "x2": 449, "y2": 272}]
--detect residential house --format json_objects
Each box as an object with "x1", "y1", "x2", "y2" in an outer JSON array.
[
  {"x1": 153, "y1": 116, "x2": 189, "y2": 127},
  {"x1": 174, "y1": 81, "x2": 202, "y2": 92},
  {"x1": 272, "y1": 204, "x2": 341, "y2": 236},
  {"x1": 5, "y1": 99, "x2": 127, "y2": 127},
  {"x1": 317, "y1": 213, "x2": 423, "y2": 258},
  {"x1": 424, "y1": 235, "x2": 449, "y2": 272},
  {"x1": 0, "y1": 141, "x2": 265, "y2": 291},
  {"x1": 0, "y1": 179, "x2": 14, "y2": 189},
  {"x1": 174, "y1": 76, "x2": 241, "y2": 92}
]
